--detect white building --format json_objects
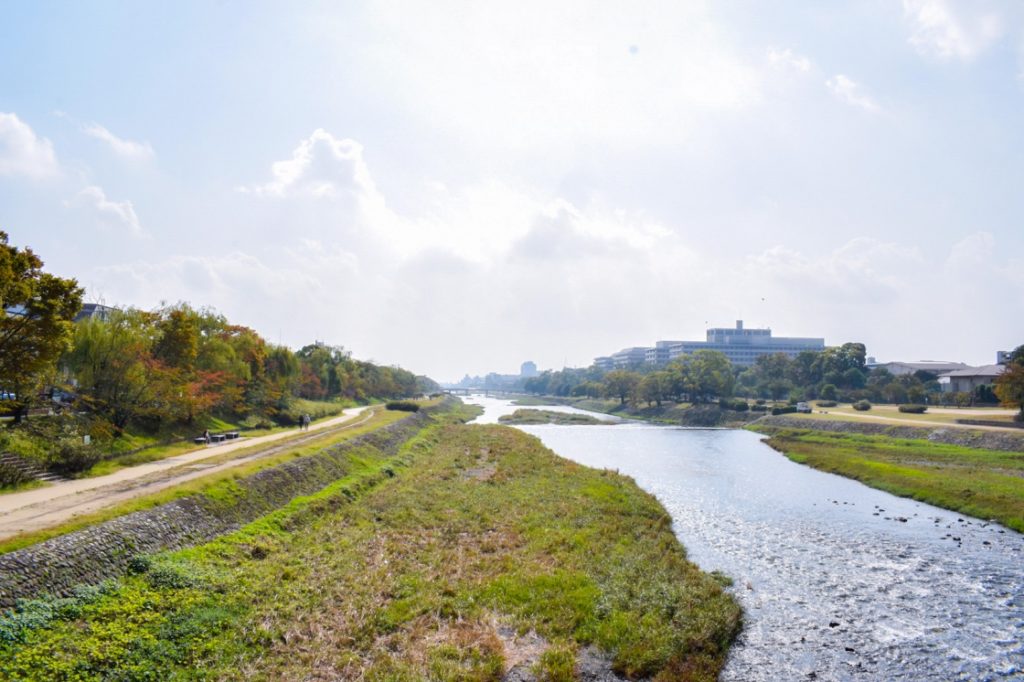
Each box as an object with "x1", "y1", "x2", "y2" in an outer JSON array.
[{"x1": 666, "y1": 321, "x2": 824, "y2": 368}]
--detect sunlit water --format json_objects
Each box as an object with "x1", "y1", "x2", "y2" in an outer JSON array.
[{"x1": 466, "y1": 395, "x2": 1024, "y2": 681}]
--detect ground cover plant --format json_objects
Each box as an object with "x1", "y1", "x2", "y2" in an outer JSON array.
[
  {"x1": 754, "y1": 427, "x2": 1024, "y2": 532},
  {"x1": 497, "y1": 408, "x2": 607, "y2": 425},
  {"x1": 0, "y1": 417, "x2": 740, "y2": 680}
]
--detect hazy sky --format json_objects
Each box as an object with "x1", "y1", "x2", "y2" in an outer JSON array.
[{"x1": 2, "y1": 1, "x2": 1022, "y2": 381}]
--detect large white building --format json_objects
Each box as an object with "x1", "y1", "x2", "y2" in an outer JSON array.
[
  {"x1": 594, "y1": 321, "x2": 825, "y2": 370},
  {"x1": 664, "y1": 321, "x2": 824, "y2": 368}
]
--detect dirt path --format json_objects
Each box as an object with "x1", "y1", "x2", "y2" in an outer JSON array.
[{"x1": 0, "y1": 406, "x2": 378, "y2": 542}]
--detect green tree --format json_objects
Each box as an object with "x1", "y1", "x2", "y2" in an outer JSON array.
[
  {"x1": 65, "y1": 310, "x2": 161, "y2": 430},
  {"x1": 638, "y1": 371, "x2": 670, "y2": 407},
  {"x1": 686, "y1": 350, "x2": 734, "y2": 403},
  {"x1": 0, "y1": 232, "x2": 83, "y2": 420},
  {"x1": 995, "y1": 345, "x2": 1024, "y2": 421},
  {"x1": 603, "y1": 370, "x2": 640, "y2": 406}
]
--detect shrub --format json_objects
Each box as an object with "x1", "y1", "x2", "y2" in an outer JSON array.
[
  {"x1": 749, "y1": 404, "x2": 769, "y2": 412},
  {"x1": 853, "y1": 400, "x2": 872, "y2": 411},
  {"x1": 718, "y1": 398, "x2": 748, "y2": 412},
  {"x1": 815, "y1": 400, "x2": 837, "y2": 408},
  {"x1": 898, "y1": 404, "x2": 928, "y2": 414},
  {"x1": 239, "y1": 414, "x2": 274, "y2": 430},
  {"x1": 48, "y1": 439, "x2": 101, "y2": 475},
  {"x1": 385, "y1": 401, "x2": 420, "y2": 412},
  {"x1": 771, "y1": 406, "x2": 797, "y2": 416}
]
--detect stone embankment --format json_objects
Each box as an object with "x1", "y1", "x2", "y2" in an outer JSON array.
[
  {"x1": 757, "y1": 415, "x2": 1024, "y2": 453},
  {"x1": 0, "y1": 400, "x2": 453, "y2": 608}
]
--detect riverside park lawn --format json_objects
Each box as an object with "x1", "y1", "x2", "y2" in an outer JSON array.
[{"x1": 0, "y1": 413, "x2": 740, "y2": 681}]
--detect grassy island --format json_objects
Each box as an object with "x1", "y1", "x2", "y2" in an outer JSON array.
[
  {"x1": 0, "y1": 414, "x2": 740, "y2": 680},
  {"x1": 498, "y1": 408, "x2": 609, "y2": 425}
]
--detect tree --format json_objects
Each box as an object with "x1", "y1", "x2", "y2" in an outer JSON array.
[
  {"x1": 638, "y1": 372, "x2": 670, "y2": 407},
  {"x1": 65, "y1": 310, "x2": 161, "y2": 430},
  {"x1": 995, "y1": 345, "x2": 1024, "y2": 421},
  {"x1": 603, "y1": 370, "x2": 640, "y2": 406},
  {"x1": 0, "y1": 232, "x2": 83, "y2": 420},
  {"x1": 686, "y1": 350, "x2": 734, "y2": 403}
]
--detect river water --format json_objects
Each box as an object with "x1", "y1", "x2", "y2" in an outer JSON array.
[{"x1": 468, "y1": 396, "x2": 1024, "y2": 681}]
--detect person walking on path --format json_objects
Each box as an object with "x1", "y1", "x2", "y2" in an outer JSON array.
[{"x1": 202, "y1": 429, "x2": 211, "y2": 444}]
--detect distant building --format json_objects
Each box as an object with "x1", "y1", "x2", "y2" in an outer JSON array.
[
  {"x1": 611, "y1": 347, "x2": 651, "y2": 369},
  {"x1": 645, "y1": 340, "x2": 684, "y2": 365},
  {"x1": 866, "y1": 360, "x2": 969, "y2": 377},
  {"x1": 520, "y1": 361, "x2": 538, "y2": 378},
  {"x1": 666, "y1": 320, "x2": 824, "y2": 368},
  {"x1": 74, "y1": 303, "x2": 115, "y2": 323},
  {"x1": 938, "y1": 365, "x2": 1006, "y2": 393},
  {"x1": 594, "y1": 356, "x2": 614, "y2": 371}
]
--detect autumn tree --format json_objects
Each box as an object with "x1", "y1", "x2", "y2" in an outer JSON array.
[{"x1": 0, "y1": 232, "x2": 83, "y2": 420}]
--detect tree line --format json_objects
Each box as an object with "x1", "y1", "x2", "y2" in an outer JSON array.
[
  {"x1": 523, "y1": 340, "x2": 1024, "y2": 414},
  {"x1": 0, "y1": 232, "x2": 434, "y2": 436}
]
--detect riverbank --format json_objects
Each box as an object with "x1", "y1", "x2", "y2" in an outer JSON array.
[
  {"x1": 0, "y1": 409, "x2": 740, "y2": 680},
  {"x1": 753, "y1": 421, "x2": 1024, "y2": 532},
  {"x1": 498, "y1": 408, "x2": 608, "y2": 425}
]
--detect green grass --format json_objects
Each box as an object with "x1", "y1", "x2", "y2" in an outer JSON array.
[
  {"x1": 498, "y1": 409, "x2": 607, "y2": 425},
  {"x1": 0, "y1": 408, "x2": 404, "y2": 555},
  {"x1": 753, "y1": 426, "x2": 1024, "y2": 532},
  {"x1": 787, "y1": 403, "x2": 1018, "y2": 427},
  {"x1": 0, "y1": 417, "x2": 740, "y2": 680}
]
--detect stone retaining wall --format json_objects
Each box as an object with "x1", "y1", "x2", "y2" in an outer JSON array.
[
  {"x1": 756, "y1": 415, "x2": 1024, "y2": 453},
  {"x1": 0, "y1": 399, "x2": 455, "y2": 609}
]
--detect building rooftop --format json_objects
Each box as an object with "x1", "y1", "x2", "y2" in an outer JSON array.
[{"x1": 939, "y1": 365, "x2": 1006, "y2": 378}]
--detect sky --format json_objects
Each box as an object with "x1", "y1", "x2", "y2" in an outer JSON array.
[{"x1": 1, "y1": 0, "x2": 1022, "y2": 382}]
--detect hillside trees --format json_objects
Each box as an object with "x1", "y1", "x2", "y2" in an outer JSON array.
[{"x1": 0, "y1": 232, "x2": 83, "y2": 420}]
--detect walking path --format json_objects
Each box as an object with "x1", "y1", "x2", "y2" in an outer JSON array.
[
  {"x1": 0, "y1": 405, "x2": 378, "y2": 542},
  {"x1": 819, "y1": 408, "x2": 1021, "y2": 432}
]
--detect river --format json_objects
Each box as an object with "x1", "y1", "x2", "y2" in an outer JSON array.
[{"x1": 468, "y1": 396, "x2": 1024, "y2": 681}]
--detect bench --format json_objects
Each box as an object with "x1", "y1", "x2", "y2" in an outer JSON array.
[{"x1": 193, "y1": 431, "x2": 242, "y2": 445}]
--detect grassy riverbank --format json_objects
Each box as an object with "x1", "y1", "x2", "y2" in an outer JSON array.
[
  {"x1": 498, "y1": 408, "x2": 607, "y2": 425},
  {"x1": 753, "y1": 426, "x2": 1024, "y2": 532},
  {"x1": 0, "y1": 416, "x2": 740, "y2": 680}
]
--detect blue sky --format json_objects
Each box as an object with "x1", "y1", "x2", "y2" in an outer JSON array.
[{"x1": 2, "y1": 1, "x2": 1022, "y2": 381}]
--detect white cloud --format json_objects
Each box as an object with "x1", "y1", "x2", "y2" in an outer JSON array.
[
  {"x1": 826, "y1": 74, "x2": 880, "y2": 112},
  {"x1": 0, "y1": 112, "x2": 60, "y2": 180},
  {"x1": 767, "y1": 47, "x2": 812, "y2": 73},
  {"x1": 82, "y1": 122, "x2": 155, "y2": 161},
  {"x1": 68, "y1": 185, "x2": 143, "y2": 235},
  {"x1": 240, "y1": 129, "x2": 377, "y2": 200},
  {"x1": 903, "y1": 0, "x2": 1003, "y2": 61}
]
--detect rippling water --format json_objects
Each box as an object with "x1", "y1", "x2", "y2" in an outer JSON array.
[{"x1": 467, "y1": 396, "x2": 1024, "y2": 681}]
